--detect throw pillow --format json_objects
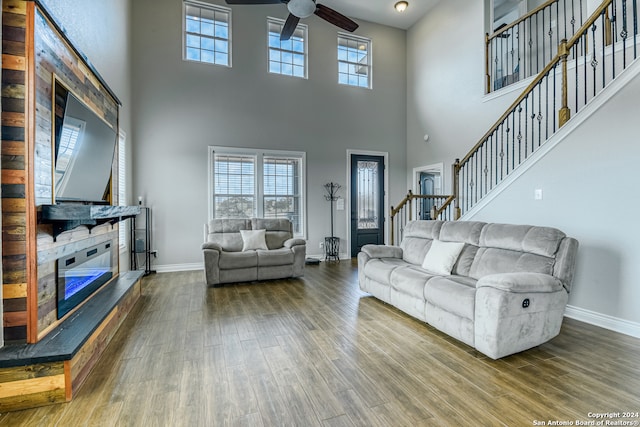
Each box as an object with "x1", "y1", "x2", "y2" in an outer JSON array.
[
  {"x1": 421, "y1": 239, "x2": 465, "y2": 275},
  {"x1": 240, "y1": 229, "x2": 268, "y2": 251}
]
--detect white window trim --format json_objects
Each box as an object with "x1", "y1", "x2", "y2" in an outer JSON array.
[
  {"x1": 183, "y1": 0, "x2": 232, "y2": 67},
  {"x1": 208, "y1": 146, "x2": 307, "y2": 239},
  {"x1": 338, "y1": 32, "x2": 372, "y2": 89},
  {"x1": 267, "y1": 17, "x2": 309, "y2": 79}
]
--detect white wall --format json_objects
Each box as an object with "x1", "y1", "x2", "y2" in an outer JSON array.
[
  {"x1": 407, "y1": 0, "x2": 640, "y2": 331},
  {"x1": 131, "y1": 0, "x2": 407, "y2": 267}
]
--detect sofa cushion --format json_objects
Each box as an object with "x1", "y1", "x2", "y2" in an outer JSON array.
[
  {"x1": 424, "y1": 276, "x2": 477, "y2": 320},
  {"x1": 257, "y1": 247, "x2": 294, "y2": 266},
  {"x1": 389, "y1": 266, "x2": 434, "y2": 300},
  {"x1": 469, "y1": 248, "x2": 555, "y2": 280},
  {"x1": 206, "y1": 219, "x2": 250, "y2": 252},
  {"x1": 399, "y1": 221, "x2": 443, "y2": 265},
  {"x1": 219, "y1": 250, "x2": 258, "y2": 269},
  {"x1": 240, "y1": 229, "x2": 268, "y2": 251},
  {"x1": 363, "y1": 258, "x2": 406, "y2": 284},
  {"x1": 479, "y1": 223, "x2": 565, "y2": 258},
  {"x1": 421, "y1": 240, "x2": 465, "y2": 275},
  {"x1": 439, "y1": 221, "x2": 484, "y2": 245},
  {"x1": 252, "y1": 218, "x2": 293, "y2": 249}
]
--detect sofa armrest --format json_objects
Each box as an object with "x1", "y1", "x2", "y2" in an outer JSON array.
[
  {"x1": 477, "y1": 272, "x2": 564, "y2": 293},
  {"x1": 284, "y1": 238, "x2": 306, "y2": 249},
  {"x1": 360, "y1": 244, "x2": 402, "y2": 259},
  {"x1": 202, "y1": 242, "x2": 222, "y2": 251}
]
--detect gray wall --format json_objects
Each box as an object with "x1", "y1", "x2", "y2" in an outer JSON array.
[
  {"x1": 131, "y1": 0, "x2": 407, "y2": 266},
  {"x1": 407, "y1": 0, "x2": 640, "y2": 329}
]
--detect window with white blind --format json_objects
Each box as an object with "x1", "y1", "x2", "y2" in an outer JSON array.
[
  {"x1": 118, "y1": 130, "x2": 127, "y2": 250},
  {"x1": 209, "y1": 147, "x2": 306, "y2": 236},
  {"x1": 183, "y1": 1, "x2": 231, "y2": 67},
  {"x1": 338, "y1": 33, "x2": 372, "y2": 89},
  {"x1": 267, "y1": 17, "x2": 307, "y2": 78}
]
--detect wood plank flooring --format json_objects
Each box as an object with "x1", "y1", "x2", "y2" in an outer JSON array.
[{"x1": 1, "y1": 260, "x2": 639, "y2": 426}]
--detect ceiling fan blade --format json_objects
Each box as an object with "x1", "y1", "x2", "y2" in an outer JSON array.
[
  {"x1": 314, "y1": 4, "x2": 358, "y2": 32},
  {"x1": 224, "y1": 0, "x2": 283, "y2": 4},
  {"x1": 280, "y1": 13, "x2": 301, "y2": 41}
]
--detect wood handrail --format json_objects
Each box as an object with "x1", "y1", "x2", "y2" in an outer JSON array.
[
  {"x1": 488, "y1": 0, "x2": 559, "y2": 41},
  {"x1": 463, "y1": 0, "x2": 613, "y2": 168}
]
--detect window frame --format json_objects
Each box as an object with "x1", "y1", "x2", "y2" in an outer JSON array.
[
  {"x1": 183, "y1": 0, "x2": 232, "y2": 67},
  {"x1": 267, "y1": 17, "x2": 308, "y2": 79},
  {"x1": 208, "y1": 146, "x2": 307, "y2": 238},
  {"x1": 337, "y1": 33, "x2": 372, "y2": 89}
]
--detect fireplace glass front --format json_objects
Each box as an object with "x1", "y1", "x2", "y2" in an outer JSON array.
[{"x1": 57, "y1": 242, "x2": 113, "y2": 319}]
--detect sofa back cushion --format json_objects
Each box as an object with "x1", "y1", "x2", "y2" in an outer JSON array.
[
  {"x1": 206, "y1": 219, "x2": 251, "y2": 252},
  {"x1": 400, "y1": 221, "x2": 443, "y2": 265},
  {"x1": 251, "y1": 218, "x2": 293, "y2": 249},
  {"x1": 468, "y1": 224, "x2": 565, "y2": 280},
  {"x1": 439, "y1": 221, "x2": 484, "y2": 276}
]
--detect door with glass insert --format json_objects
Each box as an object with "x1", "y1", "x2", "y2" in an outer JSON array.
[{"x1": 350, "y1": 154, "x2": 384, "y2": 257}]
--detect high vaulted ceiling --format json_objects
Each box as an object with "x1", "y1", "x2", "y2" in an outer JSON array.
[{"x1": 319, "y1": 0, "x2": 440, "y2": 30}]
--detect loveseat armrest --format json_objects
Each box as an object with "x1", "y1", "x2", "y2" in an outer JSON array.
[
  {"x1": 360, "y1": 244, "x2": 403, "y2": 259},
  {"x1": 477, "y1": 272, "x2": 564, "y2": 293},
  {"x1": 284, "y1": 238, "x2": 306, "y2": 249},
  {"x1": 202, "y1": 242, "x2": 223, "y2": 251}
]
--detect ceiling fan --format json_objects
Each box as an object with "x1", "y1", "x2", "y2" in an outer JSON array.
[{"x1": 225, "y1": 0, "x2": 359, "y2": 41}]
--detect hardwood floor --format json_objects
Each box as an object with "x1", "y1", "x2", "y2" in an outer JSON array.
[{"x1": 2, "y1": 260, "x2": 639, "y2": 426}]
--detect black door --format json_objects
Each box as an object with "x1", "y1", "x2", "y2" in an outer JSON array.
[
  {"x1": 350, "y1": 154, "x2": 385, "y2": 256},
  {"x1": 419, "y1": 172, "x2": 436, "y2": 220}
]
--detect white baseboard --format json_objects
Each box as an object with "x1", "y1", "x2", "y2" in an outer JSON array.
[
  {"x1": 565, "y1": 305, "x2": 640, "y2": 339},
  {"x1": 154, "y1": 263, "x2": 203, "y2": 273}
]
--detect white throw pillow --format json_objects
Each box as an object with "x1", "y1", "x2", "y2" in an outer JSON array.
[
  {"x1": 421, "y1": 239, "x2": 465, "y2": 275},
  {"x1": 240, "y1": 229, "x2": 268, "y2": 251}
]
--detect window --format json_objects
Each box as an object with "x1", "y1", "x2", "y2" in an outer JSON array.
[
  {"x1": 209, "y1": 147, "x2": 306, "y2": 236},
  {"x1": 267, "y1": 17, "x2": 307, "y2": 78},
  {"x1": 118, "y1": 130, "x2": 128, "y2": 250},
  {"x1": 184, "y1": 1, "x2": 231, "y2": 67},
  {"x1": 338, "y1": 34, "x2": 371, "y2": 88}
]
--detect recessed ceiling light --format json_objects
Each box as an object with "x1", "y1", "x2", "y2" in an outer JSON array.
[{"x1": 394, "y1": 1, "x2": 409, "y2": 13}]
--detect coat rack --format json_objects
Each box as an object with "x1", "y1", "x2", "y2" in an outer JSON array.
[{"x1": 323, "y1": 182, "x2": 341, "y2": 261}]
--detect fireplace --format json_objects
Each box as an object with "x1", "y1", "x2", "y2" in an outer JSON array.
[{"x1": 57, "y1": 242, "x2": 114, "y2": 319}]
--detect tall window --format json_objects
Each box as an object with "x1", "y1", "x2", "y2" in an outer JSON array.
[
  {"x1": 267, "y1": 18, "x2": 308, "y2": 78},
  {"x1": 183, "y1": 1, "x2": 231, "y2": 67},
  {"x1": 338, "y1": 33, "x2": 371, "y2": 89},
  {"x1": 118, "y1": 130, "x2": 128, "y2": 250},
  {"x1": 209, "y1": 147, "x2": 306, "y2": 236}
]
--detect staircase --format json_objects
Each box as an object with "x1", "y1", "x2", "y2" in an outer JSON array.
[{"x1": 391, "y1": 0, "x2": 639, "y2": 245}]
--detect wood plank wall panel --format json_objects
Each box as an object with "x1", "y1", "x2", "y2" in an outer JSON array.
[
  {"x1": 2, "y1": 0, "x2": 120, "y2": 343},
  {"x1": 2, "y1": 0, "x2": 29, "y2": 343},
  {"x1": 0, "y1": 361, "x2": 66, "y2": 411}
]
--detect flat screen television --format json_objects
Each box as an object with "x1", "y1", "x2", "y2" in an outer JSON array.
[{"x1": 53, "y1": 79, "x2": 117, "y2": 203}]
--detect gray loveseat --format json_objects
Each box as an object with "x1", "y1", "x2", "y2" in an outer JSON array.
[
  {"x1": 202, "y1": 218, "x2": 306, "y2": 286},
  {"x1": 358, "y1": 220, "x2": 578, "y2": 359}
]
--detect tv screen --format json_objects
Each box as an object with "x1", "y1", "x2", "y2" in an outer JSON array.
[{"x1": 53, "y1": 81, "x2": 117, "y2": 203}]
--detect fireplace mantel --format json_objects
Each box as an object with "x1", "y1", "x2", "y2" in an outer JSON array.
[{"x1": 40, "y1": 205, "x2": 141, "y2": 240}]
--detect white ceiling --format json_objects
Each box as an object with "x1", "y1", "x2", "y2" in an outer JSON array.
[{"x1": 319, "y1": 0, "x2": 441, "y2": 30}]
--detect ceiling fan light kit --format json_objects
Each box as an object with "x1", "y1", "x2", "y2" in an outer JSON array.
[
  {"x1": 225, "y1": 0, "x2": 359, "y2": 41},
  {"x1": 394, "y1": 1, "x2": 409, "y2": 13}
]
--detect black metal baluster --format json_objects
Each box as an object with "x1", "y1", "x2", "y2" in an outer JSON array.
[
  {"x1": 490, "y1": 134, "x2": 494, "y2": 189},
  {"x1": 511, "y1": 109, "x2": 516, "y2": 171},
  {"x1": 612, "y1": 0, "x2": 618, "y2": 78},
  {"x1": 529, "y1": 18, "x2": 533, "y2": 77},
  {"x1": 592, "y1": 23, "x2": 597, "y2": 97},
  {"x1": 524, "y1": 95, "x2": 529, "y2": 159},
  {"x1": 499, "y1": 124, "x2": 504, "y2": 181},
  {"x1": 633, "y1": 0, "x2": 638, "y2": 59},
  {"x1": 537, "y1": 84, "x2": 542, "y2": 147},
  {"x1": 536, "y1": 13, "x2": 540, "y2": 73},
  {"x1": 622, "y1": 0, "x2": 628, "y2": 67},
  {"x1": 545, "y1": 71, "x2": 549, "y2": 140},
  {"x1": 553, "y1": 64, "x2": 557, "y2": 132},
  {"x1": 602, "y1": 12, "x2": 606, "y2": 90},
  {"x1": 564, "y1": 0, "x2": 568, "y2": 39},
  {"x1": 583, "y1": 31, "x2": 588, "y2": 108}
]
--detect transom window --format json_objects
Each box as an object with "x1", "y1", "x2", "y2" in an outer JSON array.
[
  {"x1": 338, "y1": 33, "x2": 371, "y2": 89},
  {"x1": 267, "y1": 18, "x2": 308, "y2": 78},
  {"x1": 209, "y1": 147, "x2": 306, "y2": 236},
  {"x1": 183, "y1": 1, "x2": 231, "y2": 67}
]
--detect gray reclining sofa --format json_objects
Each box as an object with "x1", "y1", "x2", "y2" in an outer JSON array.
[
  {"x1": 358, "y1": 220, "x2": 578, "y2": 359},
  {"x1": 202, "y1": 218, "x2": 306, "y2": 286}
]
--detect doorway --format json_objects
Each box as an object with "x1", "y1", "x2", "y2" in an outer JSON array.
[
  {"x1": 413, "y1": 163, "x2": 444, "y2": 220},
  {"x1": 350, "y1": 154, "x2": 385, "y2": 257}
]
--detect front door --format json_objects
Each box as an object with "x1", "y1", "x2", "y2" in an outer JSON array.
[{"x1": 350, "y1": 154, "x2": 384, "y2": 257}]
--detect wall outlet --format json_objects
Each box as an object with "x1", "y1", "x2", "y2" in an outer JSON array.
[
  {"x1": 534, "y1": 189, "x2": 543, "y2": 200},
  {"x1": 319, "y1": 241, "x2": 324, "y2": 249}
]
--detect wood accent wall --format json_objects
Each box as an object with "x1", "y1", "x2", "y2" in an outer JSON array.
[{"x1": 1, "y1": 0, "x2": 121, "y2": 343}]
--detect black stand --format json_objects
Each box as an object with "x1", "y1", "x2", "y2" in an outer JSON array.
[
  {"x1": 130, "y1": 206, "x2": 156, "y2": 276},
  {"x1": 324, "y1": 182, "x2": 341, "y2": 262}
]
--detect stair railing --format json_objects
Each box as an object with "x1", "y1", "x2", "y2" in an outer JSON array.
[
  {"x1": 389, "y1": 191, "x2": 455, "y2": 245},
  {"x1": 487, "y1": 0, "x2": 588, "y2": 92},
  {"x1": 459, "y1": 0, "x2": 637, "y2": 216}
]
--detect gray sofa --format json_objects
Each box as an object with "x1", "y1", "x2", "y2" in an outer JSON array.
[
  {"x1": 202, "y1": 218, "x2": 306, "y2": 286},
  {"x1": 358, "y1": 220, "x2": 578, "y2": 359}
]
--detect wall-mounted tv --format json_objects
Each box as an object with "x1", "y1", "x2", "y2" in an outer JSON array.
[{"x1": 53, "y1": 79, "x2": 117, "y2": 203}]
